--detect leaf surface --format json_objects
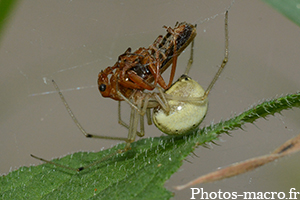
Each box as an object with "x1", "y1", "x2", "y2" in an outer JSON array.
[
  {"x1": 262, "y1": 0, "x2": 300, "y2": 27},
  {"x1": 1, "y1": 93, "x2": 300, "y2": 199}
]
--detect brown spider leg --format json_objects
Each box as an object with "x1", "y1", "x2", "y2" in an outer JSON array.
[
  {"x1": 32, "y1": 23, "x2": 198, "y2": 172},
  {"x1": 117, "y1": 93, "x2": 152, "y2": 139},
  {"x1": 118, "y1": 101, "x2": 144, "y2": 137},
  {"x1": 118, "y1": 101, "x2": 130, "y2": 129},
  {"x1": 116, "y1": 60, "x2": 168, "y2": 114},
  {"x1": 116, "y1": 85, "x2": 141, "y2": 113},
  {"x1": 153, "y1": 51, "x2": 170, "y2": 89},
  {"x1": 32, "y1": 81, "x2": 160, "y2": 172},
  {"x1": 184, "y1": 38, "x2": 195, "y2": 76},
  {"x1": 137, "y1": 94, "x2": 151, "y2": 137},
  {"x1": 136, "y1": 91, "x2": 167, "y2": 132},
  {"x1": 118, "y1": 87, "x2": 168, "y2": 138},
  {"x1": 167, "y1": 32, "x2": 178, "y2": 88},
  {"x1": 31, "y1": 149, "x2": 120, "y2": 172},
  {"x1": 148, "y1": 36, "x2": 171, "y2": 90},
  {"x1": 126, "y1": 99, "x2": 139, "y2": 149},
  {"x1": 49, "y1": 80, "x2": 129, "y2": 141},
  {"x1": 153, "y1": 48, "x2": 161, "y2": 87},
  {"x1": 138, "y1": 107, "x2": 145, "y2": 137},
  {"x1": 146, "y1": 108, "x2": 152, "y2": 125},
  {"x1": 113, "y1": 72, "x2": 142, "y2": 112},
  {"x1": 117, "y1": 92, "x2": 152, "y2": 150},
  {"x1": 31, "y1": 80, "x2": 142, "y2": 172},
  {"x1": 162, "y1": 25, "x2": 179, "y2": 88},
  {"x1": 165, "y1": 11, "x2": 229, "y2": 104},
  {"x1": 202, "y1": 10, "x2": 229, "y2": 100},
  {"x1": 153, "y1": 87, "x2": 170, "y2": 112},
  {"x1": 116, "y1": 75, "x2": 169, "y2": 122},
  {"x1": 30, "y1": 154, "x2": 79, "y2": 172},
  {"x1": 35, "y1": 94, "x2": 149, "y2": 172},
  {"x1": 149, "y1": 26, "x2": 179, "y2": 89},
  {"x1": 135, "y1": 88, "x2": 170, "y2": 127},
  {"x1": 132, "y1": 90, "x2": 169, "y2": 136},
  {"x1": 117, "y1": 93, "x2": 146, "y2": 151}
]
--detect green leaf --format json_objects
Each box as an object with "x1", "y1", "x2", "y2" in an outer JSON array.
[
  {"x1": 262, "y1": 0, "x2": 300, "y2": 27},
  {"x1": 0, "y1": 0, "x2": 19, "y2": 42},
  {"x1": 1, "y1": 92, "x2": 300, "y2": 199}
]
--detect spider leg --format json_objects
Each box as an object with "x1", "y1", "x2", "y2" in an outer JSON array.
[{"x1": 203, "y1": 10, "x2": 229, "y2": 99}]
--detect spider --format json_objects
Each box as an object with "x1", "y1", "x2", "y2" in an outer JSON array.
[
  {"x1": 31, "y1": 11, "x2": 229, "y2": 172},
  {"x1": 153, "y1": 12, "x2": 228, "y2": 134},
  {"x1": 31, "y1": 21, "x2": 197, "y2": 171},
  {"x1": 96, "y1": 21, "x2": 197, "y2": 142}
]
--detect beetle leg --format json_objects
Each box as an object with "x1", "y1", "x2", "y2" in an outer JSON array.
[
  {"x1": 126, "y1": 70, "x2": 154, "y2": 90},
  {"x1": 167, "y1": 34, "x2": 177, "y2": 88},
  {"x1": 147, "y1": 61, "x2": 169, "y2": 90}
]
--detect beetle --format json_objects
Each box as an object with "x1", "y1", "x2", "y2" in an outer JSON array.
[{"x1": 31, "y1": 21, "x2": 198, "y2": 171}]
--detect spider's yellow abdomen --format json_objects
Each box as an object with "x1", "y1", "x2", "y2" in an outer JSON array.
[{"x1": 153, "y1": 75, "x2": 208, "y2": 135}]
